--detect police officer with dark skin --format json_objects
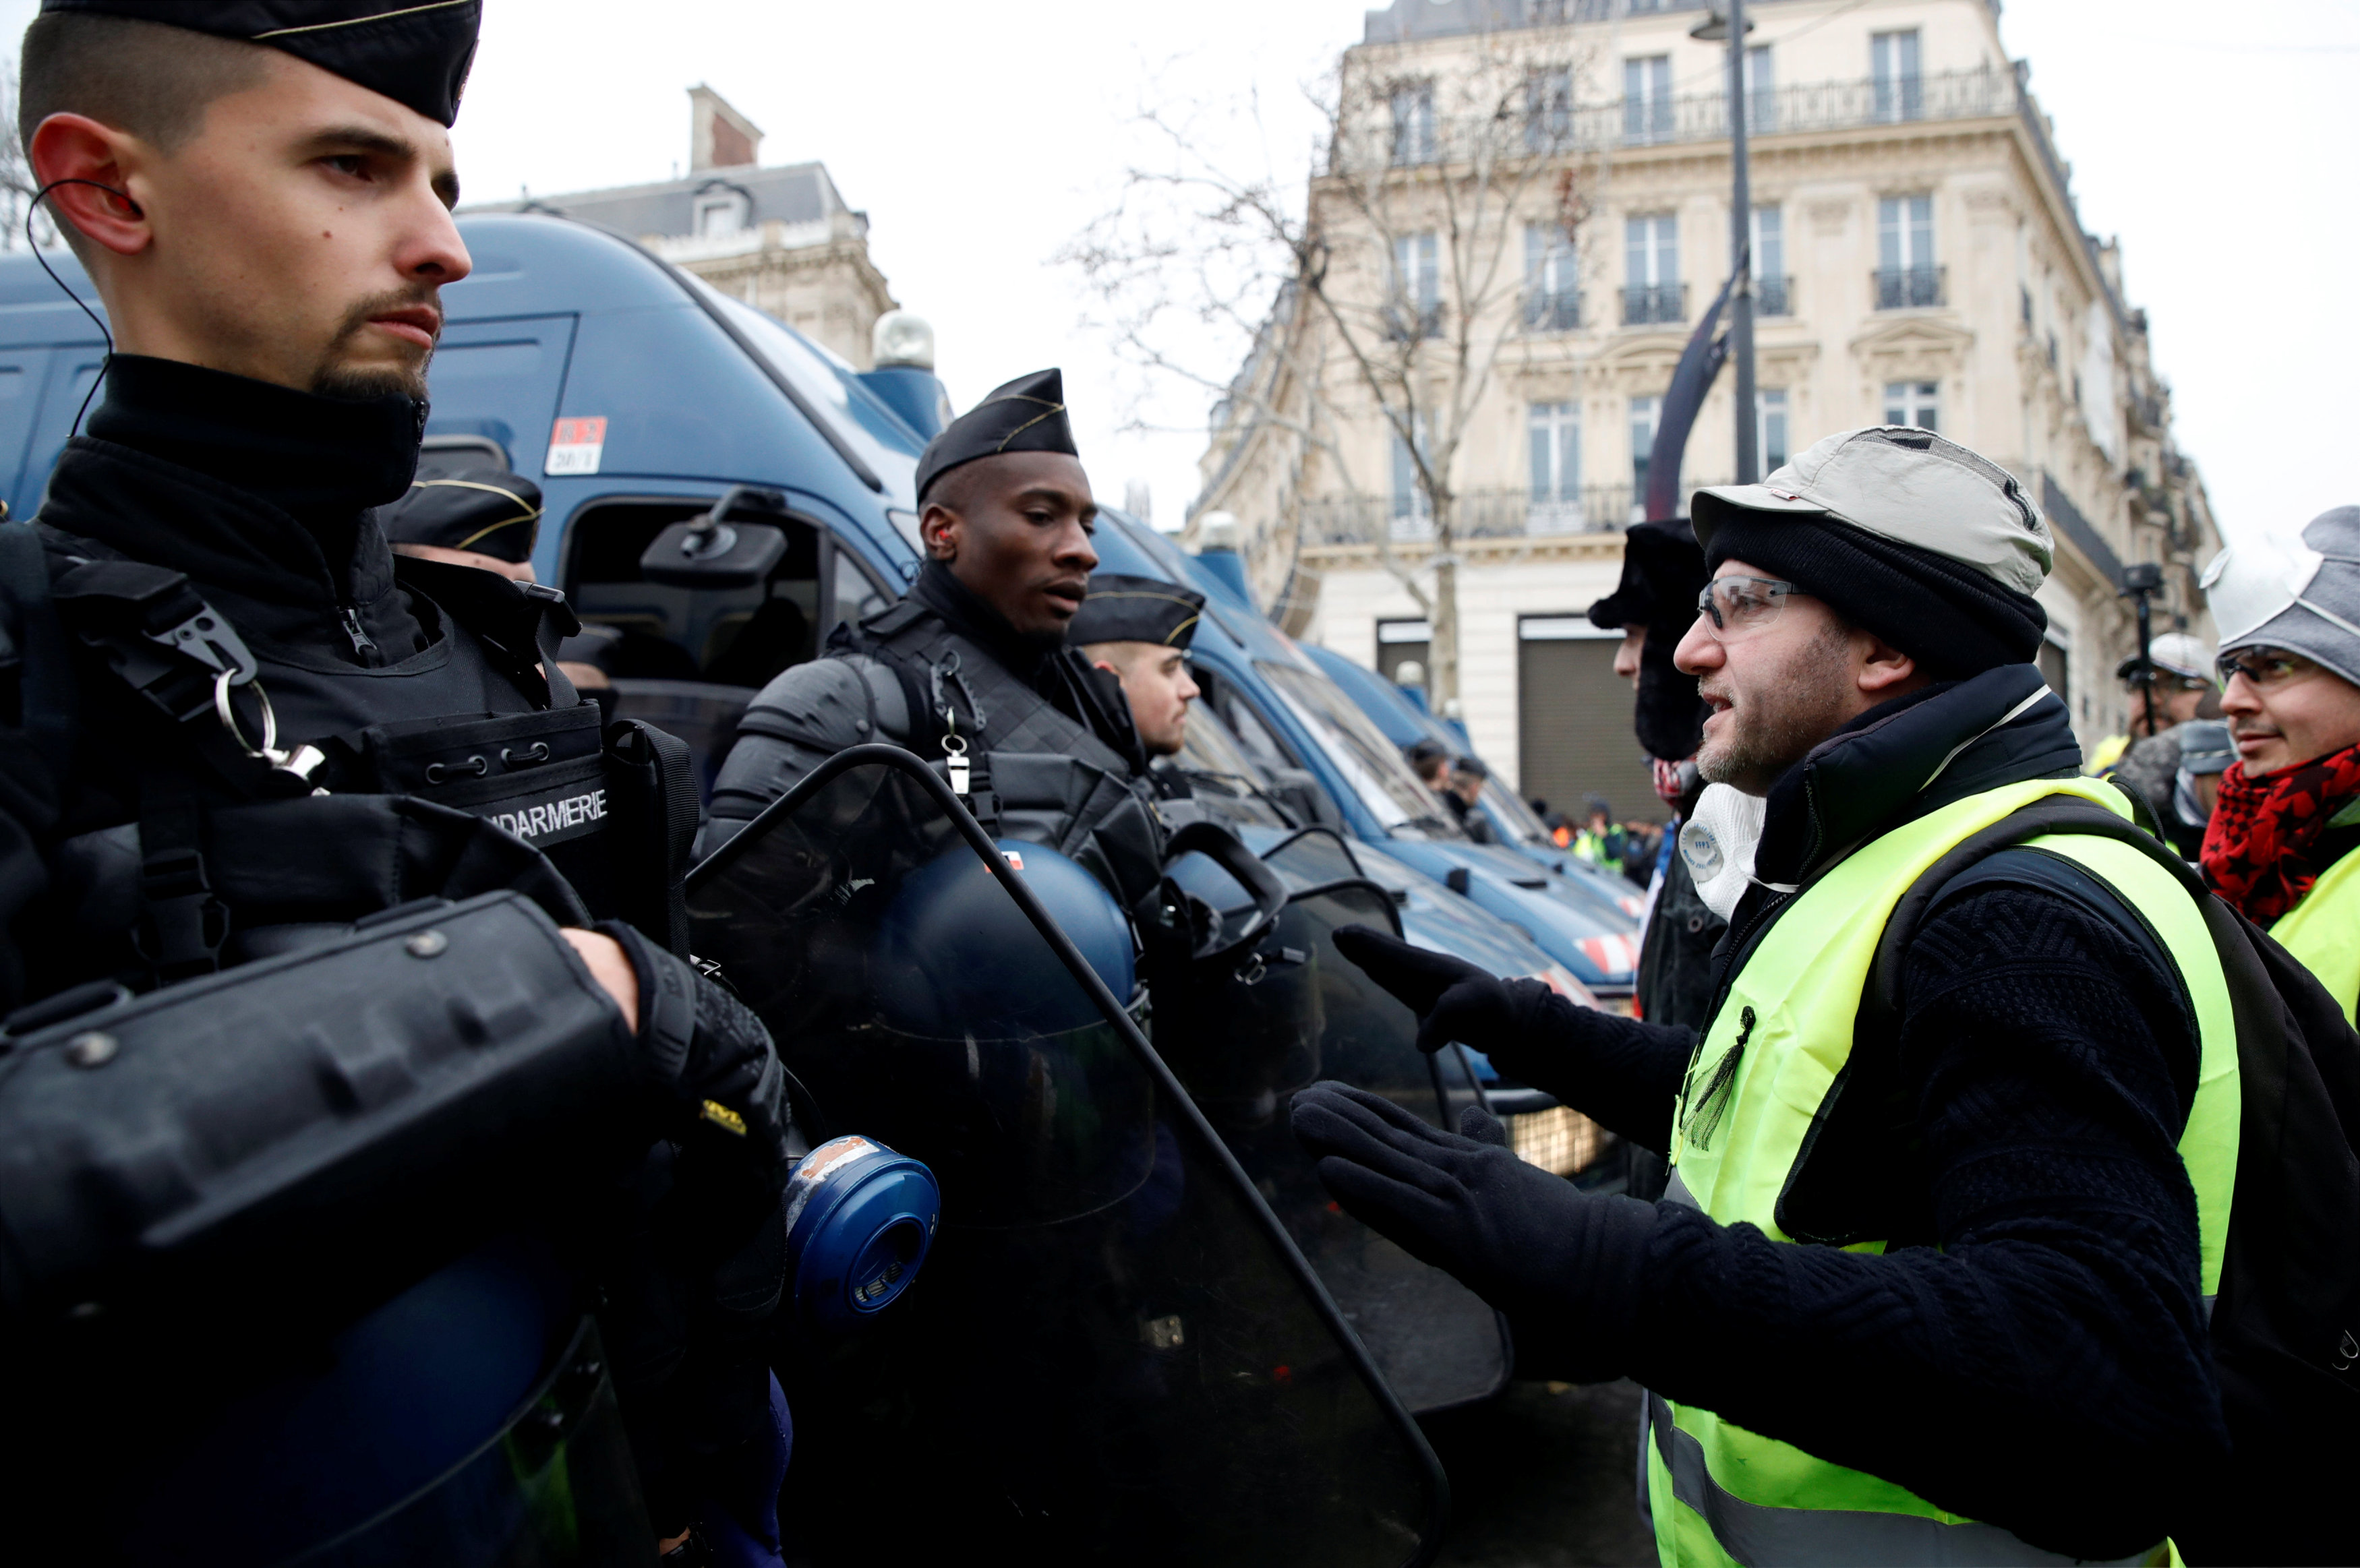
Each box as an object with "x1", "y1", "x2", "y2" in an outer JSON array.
[
  {"x1": 704, "y1": 370, "x2": 1166, "y2": 913},
  {"x1": 0, "y1": 3, "x2": 792, "y2": 1558}
]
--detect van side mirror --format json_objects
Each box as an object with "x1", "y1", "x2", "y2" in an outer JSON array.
[
  {"x1": 1266, "y1": 768, "x2": 1340, "y2": 831},
  {"x1": 639, "y1": 485, "x2": 792, "y2": 588}
]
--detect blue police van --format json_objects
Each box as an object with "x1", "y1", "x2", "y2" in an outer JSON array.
[
  {"x1": 1087, "y1": 516, "x2": 1644, "y2": 1002},
  {"x1": 0, "y1": 211, "x2": 1650, "y2": 1422},
  {"x1": 1298, "y1": 640, "x2": 1656, "y2": 919}
]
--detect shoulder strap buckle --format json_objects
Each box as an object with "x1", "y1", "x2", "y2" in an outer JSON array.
[{"x1": 55, "y1": 558, "x2": 260, "y2": 725}]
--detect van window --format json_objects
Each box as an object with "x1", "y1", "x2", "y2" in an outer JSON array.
[
  {"x1": 1258, "y1": 661, "x2": 1457, "y2": 838},
  {"x1": 563, "y1": 496, "x2": 826, "y2": 689},
  {"x1": 1192, "y1": 665, "x2": 1299, "y2": 778}
]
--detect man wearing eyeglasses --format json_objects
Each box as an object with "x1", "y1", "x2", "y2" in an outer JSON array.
[
  {"x1": 1299, "y1": 427, "x2": 2239, "y2": 1565},
  {"x1": 2197, "y1": 508, "x2": 2360, "y2": 1021},
  {"x1": 2098, "y1": 630, "x2": 2220, "y2": 836}
]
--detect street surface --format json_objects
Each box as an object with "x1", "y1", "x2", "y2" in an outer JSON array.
[{"x1": 1421, "y1": 1380, "x2": 1656, "y2": 1567}]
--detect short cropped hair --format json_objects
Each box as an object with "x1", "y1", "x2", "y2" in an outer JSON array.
[{"x1": 18, "y1": 11, "x2": 271, "y2": 158}]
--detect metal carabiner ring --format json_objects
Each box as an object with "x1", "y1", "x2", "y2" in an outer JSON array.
[{"x1": 212, "y1": 667, "x2": 278, "y2": 760}]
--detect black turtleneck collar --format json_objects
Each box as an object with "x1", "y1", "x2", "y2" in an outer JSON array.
[
  {"x1": 904, "y1": 557, "x2": 1149, "y2": 773},
  {"x1": 84, "y1": 355, "x2": 424, "y2": 566},
  {"x1": 38, "y1": 356, "x2": 435, "y2": 665},
  {"x1": 909, "y1": 558, "x2": 1061, "y2": 677}
]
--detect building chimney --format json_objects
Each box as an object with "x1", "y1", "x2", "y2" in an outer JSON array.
[{"x1": 688, "y1": 84, "x2": 763, "y2": 172}]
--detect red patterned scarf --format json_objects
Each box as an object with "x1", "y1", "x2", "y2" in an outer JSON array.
[{"x1": 2200, "y1": 738, "x2": 2360, "y2": 926}]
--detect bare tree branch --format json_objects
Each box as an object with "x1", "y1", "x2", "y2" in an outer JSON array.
[{"x1": 1060, "y1": 26, "x2": 1598, "y2": 708}]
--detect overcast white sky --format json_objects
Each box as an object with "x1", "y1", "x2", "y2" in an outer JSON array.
[{"x1": 3, "y1": 1, "x2": 2351, "y2": 543}]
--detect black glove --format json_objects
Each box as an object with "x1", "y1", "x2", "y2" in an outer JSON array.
[
  {"x1": 1331, "y1": 923, "x2": 1554, "y2": 1056},
  {"x1": 1291, "y1": 1079, "x2": 1654, "y2": 1383},
  {"x1": 1330, "y1": 924, "x2": 1692, "y2": 1145},
  {"x1": 600, "y1": 922, "x2": 793, "y2": 1177}
]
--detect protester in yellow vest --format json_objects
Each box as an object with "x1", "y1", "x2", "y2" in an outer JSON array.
[
  {"x1": 2196, "y1": 506, "x2": 2360, "y2": 1022},
  {"x1": 1297, "y1": 427, "x2": 2237, "y2": 1566}
]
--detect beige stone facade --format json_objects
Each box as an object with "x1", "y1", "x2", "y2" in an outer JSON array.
[
  {"x1": 1192, "y1": 0, "x2": 2219, "y2": 809},
  {"x1": 477, "y1": 87, "x2": 896, "y2": 369}
]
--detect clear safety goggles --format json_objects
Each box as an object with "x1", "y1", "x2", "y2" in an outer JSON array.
[
  {"x1": 1694, "y1": 575, "x2": 1798, "y2": 642},
  {"x1": 2217, "y1": 646, "x2": 2322, "y2": 690}
]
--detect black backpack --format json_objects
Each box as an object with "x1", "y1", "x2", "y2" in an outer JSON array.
[{"x1": 1848, "y1": 795, "x2": 2360, "y2": 1566}]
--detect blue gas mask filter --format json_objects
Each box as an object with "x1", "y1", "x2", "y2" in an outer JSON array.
[{"x1": 784, "y1": 1135, "x2": 941, "y2": 1329}]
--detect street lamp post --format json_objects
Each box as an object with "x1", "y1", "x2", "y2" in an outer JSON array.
[{"x1": 1694, "y1": 2, "x2": 1759, "y2": 484}]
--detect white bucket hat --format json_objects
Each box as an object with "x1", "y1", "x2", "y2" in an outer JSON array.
[{"x1": 2201, "y1": 506, "x2": 2360, "y2": 687}]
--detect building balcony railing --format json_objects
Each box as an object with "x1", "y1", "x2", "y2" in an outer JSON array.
[
  {"x1": 1382, "y1": 301, "x2": 1444, "y2": 342},
  {"x1": 1412, "y1": 65, "x2": 2021, "y2": 166},
  {"x1": 1754, "y1": 274, "x2": 1794, "y2": 318},
  {"x1": 1521, "y1": 288, "x2": 1583, "y2": 332},
  {"x1": 1874, "y1": 264, "x2": 1945, "y2": 310},
  {"x1": 1303, "y1": 487, "x2": 1645, "y2": 546},
  {"x1": 1622, "y1": 282, "x2": 1687, "y2": 327}
]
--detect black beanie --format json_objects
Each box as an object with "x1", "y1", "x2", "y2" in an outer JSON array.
[{"x1": 1706, "y1": 511, "x2": 2046, "y2": 680}]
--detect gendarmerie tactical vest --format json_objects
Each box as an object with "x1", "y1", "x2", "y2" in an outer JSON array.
[
  {"x1": 813, "y1": 595, "x2": 1167, "y2": 915},
  {"x1": 1, "y1": 522, "x2": 697, "y2": 996}
]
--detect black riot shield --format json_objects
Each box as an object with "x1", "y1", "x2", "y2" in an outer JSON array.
[
  {"x1": 685, "y1": 748, "x2": 1446, "y2": 1568},
  {"x1": 1152, "y1": 826, "x2": 1512, "y2": 1414}
]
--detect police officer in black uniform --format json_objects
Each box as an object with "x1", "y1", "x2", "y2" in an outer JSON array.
[
  {"x1": 1068, "y1": 570, "x2": 1205, "y2": 777},
  {"x1": 378, "y1": 462, "x2": 545, "y2": 582},
  {"x1": 703, "y1": 369, "x2": 1167, "y2": 913},
  {"x1": 0, "y1": 5, "x2": 792, "y2": 1560}
]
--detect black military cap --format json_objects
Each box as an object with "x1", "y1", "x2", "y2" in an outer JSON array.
[
  {"x1": 914, "y1": 367, "x2": 1078, "y2": 504},
  {"x1": 1067, "y1": 572, "x2": 1204, "y2": 650},
  {"x1": 40, "y1": 1, "x2": 481, "y2": 126},
  {"x1": 377, "y1": 469, "x2": 541, "y2": 563}
]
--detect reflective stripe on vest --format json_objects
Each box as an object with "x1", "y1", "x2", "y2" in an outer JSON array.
[
  {"x1": 1643, "y1": 1389, "x2": 2160, "y2": 1567},
  {"x1": 1647, "y1": 778, "x2": 2239, "y2": 1568},
  {"x1": 2270, "y1": 845, "x2": 2360, "y2": 1026}
]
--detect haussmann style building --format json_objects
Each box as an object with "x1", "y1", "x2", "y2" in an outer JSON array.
[
  {"x1": 1189, "y1": 0, "x2": 2221, "y2": 822},
  {"x1": 475, "y1": 86, "x2": 899, "y2": 371}
]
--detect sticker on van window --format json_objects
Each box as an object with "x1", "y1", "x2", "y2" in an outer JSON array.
[{"x1": 546, "y1": 417, "x2": 607, "y2": 476}]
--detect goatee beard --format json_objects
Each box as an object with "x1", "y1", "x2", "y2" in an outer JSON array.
[{"x1": 311, "y1": 285, "x2": 440, "y2": 401}]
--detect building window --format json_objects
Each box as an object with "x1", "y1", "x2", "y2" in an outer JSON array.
[
  {"x1": 1884, "y1": 380, "x2": 1939, "y2": 432},
  {"x1": 1757, "y1": 388, "x2": 1789, "y2": 470},
  {"x1": 1623, "y1": 213, "x2": 1682, "y2": 325},
  {"x1": 1392, "y1": 82, "x2": 1437, "y2": 166},
  {"x1": 1527, "y1": 67, "x2": 1572, "y2": 151},
  {"x1": 1388, "y1": 231, "x2": 1442, "y2": 340},
  {"x1": 1623, "y1": 55, "x2": 1672, "y2": 145},
  {"x1": 1744, "y1": 44, "x2": 1776, "y2": 133},
  {"x1": 1529, "y1": 402, "x2": 1583, "y2": 529},
  {"x1": 1390, "y1": 413, "x2": 1434, "y2": 530},
  {"x1": 694, "y1": 192, "x2": 746, "y2": 237},
  {"x1": 1630, "y1": 394, "x2": 1661, "y2": 519},
  {"x1": 1750, "y1": 204, "x2": 1788, "y2": 316},
  {"x1": 1523, "y1": 224, "x2": 1580, "y2": 331},
  {"x1": 1875, "y1": 194, "x2": 1941, "y2": 307},
  {"x1": 1871, "y1": 30, "x2": 1923, "y2": 122}
]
